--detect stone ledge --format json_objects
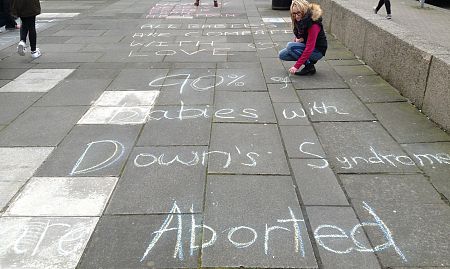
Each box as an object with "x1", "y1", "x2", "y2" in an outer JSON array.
[{"x1": 316, "y1": 0, "x2": 450, "y2": 131}]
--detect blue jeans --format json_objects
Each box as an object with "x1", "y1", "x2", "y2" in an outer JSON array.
[{"x1": 279, "y1": 42, "x2": 323, "y2": 64}]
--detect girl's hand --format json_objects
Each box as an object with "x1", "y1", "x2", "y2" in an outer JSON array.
[
  {"x1": 289, "y1": 67, "x2": 298, "y2": 74},
  {"x1": 295, "y1": 38, "x2": 304, "y2": 43}
]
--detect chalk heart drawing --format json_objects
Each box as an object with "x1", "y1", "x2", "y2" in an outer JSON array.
[{"x1": 139, "y1": 201, "x2": 407, "y2": 262}]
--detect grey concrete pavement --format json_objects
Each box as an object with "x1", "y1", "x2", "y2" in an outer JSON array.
[{"x1": 0, "y1": 0, "x2": 449, "y2": 268}]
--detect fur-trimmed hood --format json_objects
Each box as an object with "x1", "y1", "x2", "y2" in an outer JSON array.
[{"x1": 309, "y1": 3, "x2": 323, "y2": 21}]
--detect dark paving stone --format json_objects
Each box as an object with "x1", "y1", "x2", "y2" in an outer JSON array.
[
  {"x1": 0, "y1": 93, "x2": 43, "y2": 125},
  {"x1": 137, "y1": 106, "x2": 211, "y2": 146},
  {"x1": 67, "y1": 68, "x2": 119, "y2": 80},
  {"x1": 0, "y1": 106, "x2": 88, "y2": 146},
  {"x1": 106, "y1": 146, "x2": 207, "y2": 214},
  {"x1": 260, "y1": 58, "x2": 292, "y2": 84},
  {"x1": 274, "y1": 103, "x2": 311, "y2": 126},
  {"x1": 298, "y1": 89, "x2": 376, "y2": 122},
  {"x1": 0, "y1": 68, "x2": 26, "y2": 80},
  {"x1": 341, "y1": 174, "x2": 443, "y2": 203},
  {"x1": 306, "y1": 206, "x2": 381, "y2": 269},
  {"x1": 315, "y1": 122, "x2": 421, "y2": 173},
  {"x1": 367, "y1": 102, "x2": 450, "y2": 143},
  {"x1": 353, "y1": 201, "x2": 450, "y2": 267},
  {"x1": 228, "y1": 51, "x2": 259, "y2": 62},
  {"x1": 290, "y1": 61, "x2": 348, "y2": 89},
  {"x1": 203, "y1": 175, "x2": 317, "y2": 268},
  {"x1": 108, "y1": 68, "x2": 169, "y2": 91},
  {"x1": 78, "y1": 215, "x2": 200, "y2": 269},
  {"x1": 209, "y1": 123, "x2": 290, "y2": 174},
  {"x1": 280, "y1": 126, "x2": 325, "y2": 159},
  {"x1": 214, "y1": 91, "x2": 276, "y2": 123},
  {"x1": 328, "y1": 59, "x2": 364, "y2": 66},
  {"x1": 291, "y1": 159, "x2": 348, "y2": 206},
  {"x1": 0, "y1": 80, "x2": 8, "y2": 88},
  {"x1": 35, "y1": 125, "x2": 140, "y2": 177},
  {"x1": 345, "y1": 75, "x2": 406, "y2": 103},
  {"x1": 324, "y1": 48, "x2": 355, "y2": 60},
  {"x1": 34, "y1": 79, "x2": 110, "y2": 106},
  {"x1": 333, "y1": 65, "x2": 377, "y2": 78},
  {"x1": 402, "y1": 142, "x2": 450, "y2": 201},
  {"x1": 32, "y1": 52, "x2": 103, "y2": 63},
  {"x1": 0, "y1": 125, "x2": 4, "y2": 131},
  {"x1": 215, "y1": 68, "x2": 267, "y2": 92},
  {"x1": 268, "y1": 84, "x2": 299, "y2": 103}
]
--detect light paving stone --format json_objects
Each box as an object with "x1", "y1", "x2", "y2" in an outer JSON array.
[
  {"x1": 106, "y1": 146, "x2": 207, "y2": 214},
  {"x1": 203, "y1": 175, "x2": 317, "y2": 268},
  {"x1": 290, "y1": 61, "x2": 348, "y2": 89},
  {"x1": 208, "y1": 123, "x2": 290, "y2": 175},
  {"x1": 274, "y1": 103, "x2": 311, "y2": 126},
  {"x1": 291, "y1": 159, "x2": 348, "y2": 206},
  {"x1": 298, "y1": 89, "x2": 376, "y2": 122},
  {"x1": 0, "y1": 217, "x2": 98, "y2": 269},
  {"x1": 215, "y1": 68, "x2": 267, "y2": 91},
  {"x1": 4, "y1": 177, "x2": 117, "y2": 216},
  {"x1": 352, "y1": 201, "x2": 450, "y2": 267},
  {"x1": 33, "y1": 79, "x2": 111, "y2": 106},
  {"x1": 402, "y1": 142, "x2": 450, "y2": 201},
  {"x1": 314, "y1": 122, "x2": 421, "y2": 173},
  {"x1": 0, "y1": 106, "x2": 88, "y2": 146},
  {"x1": 0, "y1": 93, "x2": 43, "y2": 124},
  {"x1": 78, "y1": 215, "x2": 200, "y2": 269},
  {"x1": 345, "y1": 75, "x2": 406, "y2": 103},
  {"x1": 267, "y1": 83, "x2": 298, "y2": 103},
  {"x1": 93, "y1": 90, "x2": 159, "y2": 106},
  {"x1": 306, "y1": 206, "x2": 381, "y2": 269},
  {"x1": 280, "y1": 126, "x2": 325, "y2": 158},
  {"x1": 0, "y1": 147, "x2": 53, "y2": 210},
  {"x1": 367, "y1": 102, "x2": 450, "y2": 143},
  {"x1": 138, "y1": 106, "x2": 211, "y2": 146},
  {"x1": 214, "y1": 91, "x2": 276, "y2": 123},
  {"x1": 341, "y1": 174, "x2": 443, "y2": 204},
  {"x1": 0, "y1": 69, "x2": 74, "y2": 92},
  {"x1": 35, "y1": 125, "x2": 140, "y2": 177}
]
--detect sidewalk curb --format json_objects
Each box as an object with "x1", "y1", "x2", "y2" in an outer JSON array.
[{"x1": 316, "y1": 0, "x2": 450, "y2": 131}]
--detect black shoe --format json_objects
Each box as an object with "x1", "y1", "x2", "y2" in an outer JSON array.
[{"x1": 295, "y1": 64, "x2": 316, "y2": 76}]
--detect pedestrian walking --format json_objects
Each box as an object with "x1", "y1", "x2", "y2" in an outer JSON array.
[
  {"x1": 1, "y1": 0, "x2": 20, "y2": 30},
  {"x1": 278, "y1": 0, "x2": 328, "y2": 76},
  {"x1": 194, "y1": 0, "x2": 218, "y2": 7},
  {"x1": 373, "y1": 0, "x2": 391, "y2": 19},
  {"x1": 10, "y1": 0, "x2": 41, "y2": 58}
]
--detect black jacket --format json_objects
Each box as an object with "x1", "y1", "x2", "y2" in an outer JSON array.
[
  {"x1": 294, "y1": 12, "x2": 328, "y2": 56},
  {"x1": 11, "y1": 0, "x2": 40, "y2": 17}
]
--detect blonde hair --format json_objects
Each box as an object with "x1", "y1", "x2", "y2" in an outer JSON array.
[{"x1": 290, "y1": 0, "x2": 310, "y2": 30}]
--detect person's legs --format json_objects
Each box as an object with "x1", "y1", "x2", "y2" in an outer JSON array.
[
  {"x1": 385, "y1": 0, "x2": 391, "y2": 15},
  {"x1": 25, "y1": 16, "x2": 37, "y2": 52},
  {"x1": 19, "y1": 17, "x2": 30, "y2": 43},
  {"x1": 375, "y1": 0, "x2": 385, "y2": 13},
  {"x1": 279, "y1": 42, "x2": 306, "y2": 61},
  {"x1": 296, "y1": 49, "x2": 323, "y2": 76}
]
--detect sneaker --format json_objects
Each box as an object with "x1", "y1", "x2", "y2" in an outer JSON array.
[
  {"x1": 386, "y1": 14, "x2": 392, "y2": 19},
  {"x1": 31, "y1": 48, "x2": 41, "y2": 59},
  {"x1": 17, "y1": 40, "x2": 26, "y2": 56},
  {"x1": 295, "y1": 64, "x2": 316, "y2": 76},
  {"x1": 373, "y1": 6, "x2": 377, "y2": 14}
]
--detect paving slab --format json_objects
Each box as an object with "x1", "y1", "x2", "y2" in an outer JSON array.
[
  {"x1": 0, "y1": 68, "x2": 26, "y2": 80},
  {"x1": 352, "y1": 201, "x2": 450, "y2": 267},
  {"x1": 138, "y1": 105, "x2": 211, "y2": 146},
  {"x1": 208, "y1": 123, "x2": 290, "y2": 175},
  {"x1": 327, "y1": 59, "x2": 364, "y2": 66},
  {"x1": 341, "y1": 174, "x2": 443, "y2": 204},
  {"x1": 306, "y1": 206, "x2": 381, "y2": 269},
  {"x1": 215, "y1": 68, "x2": 267, "y2": 91},
  {"x1": 106, "y1": 146, "x2": 207, "y2": 214},
  {"x1": 267, "y1": 83, "x2": 299, "y2": 103},
  {"x1": 0, "y1": 106, "x2": 88, "y2": 146},
  {"x1": 203, "y1": 175, "x2": 317, "y2": 268},
  {"x1": 280, "y1": 126, "x2": 325, "y2": 159},
  {"x1": 107, "y1": 68, "x2": 169, "y2": 91},
  {"x1": 324, "y1": 47, "x2": 355, "y2": 60},
  {"x1": 0, "y1": 217, "x2": 98, "y2": 269},
  {"x1": 0, "y1": 147, "x2": 53, "y2": 210},
  {"x1": 314, "y1": 122, "x2": 421, "y2": 173},
  {"x1": 298, "y1": 89, "x2": 376, "y2": 122},
  {"x1": 367, "y1": 102, "x2": 450, "y2": 143},
  {"x1": 332, "y1": 65, "x2": 377, "y2": 78},
  {"x1": 289, "y1": 61, "x2": 349, "y2": 89},
  {"x1": 345, "y1": 75, "x2": 406, "y2": 103},
  {"x1": 78, "y1": 215, "x2": 200, "y2": 269},
  {"x1": 402, "y1": 142, "x2": 450, "y2": 201},
  {"x1": 33, "y1": 79, "x2": 111, "y2": 106},
  {"x1": 273, "y1": 103, "x2": 311, "y2": 126},
  {"x1": 0, "y1": 93, "x2": 43, "y2": 124},
  {"x1": 214, "y1": 91, "x2": 276, "y2": 123},
  {"x1": 35, "y1": 125, "x2": 140, "y2": 177},
  {"x1": 291, "y1": 159, "x2": 348, "y2": 206},
  {"x1": 156, "y1": 81, "x2": 214, "y2": 105},
  {"x1": 4, "y1": 177, "x2": 117, "y2": 217},
  {"x1": 0, "y1": 69, "x2": 74, "y2": 93}
]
